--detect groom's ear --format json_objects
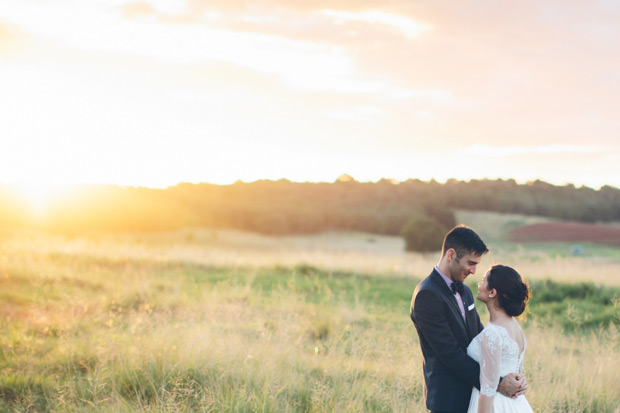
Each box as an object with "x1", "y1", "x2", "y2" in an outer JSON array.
[{"x1": 446, "y1": 248, "x2": 456, "y2": 262}]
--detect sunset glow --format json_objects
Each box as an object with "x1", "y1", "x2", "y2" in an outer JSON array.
[
  {"x1": 2, "y1": 1, "x2": 620, "y2": 189},
  {"x1": 9, "y1": 182, "x2": 69, "y2": 216}
]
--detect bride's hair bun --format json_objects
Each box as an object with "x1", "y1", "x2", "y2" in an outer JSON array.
[{"x1": 488, "y1": 265, "x2": 530, "y2": 317}]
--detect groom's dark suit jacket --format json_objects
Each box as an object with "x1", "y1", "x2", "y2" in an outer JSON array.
[{"x1": 410, "y1": 269, "x2": 484, "y2": 413}]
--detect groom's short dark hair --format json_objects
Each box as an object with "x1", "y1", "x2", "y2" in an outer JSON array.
[{"x1": 441, "y1": 225, "x2": 489, "y2": 259}]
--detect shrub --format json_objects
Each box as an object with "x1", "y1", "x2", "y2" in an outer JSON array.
[{"x1": 401, "y1": 215, "x2": 448, "y2": 252}]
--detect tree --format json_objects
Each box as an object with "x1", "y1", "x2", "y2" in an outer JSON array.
[{"x1": 401, "y1": 215, "x2": 448, "y2": 252}]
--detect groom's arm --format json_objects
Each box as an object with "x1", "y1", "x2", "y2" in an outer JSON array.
[{"x1": 413, "y1": 289, "x2": 481, "y2": 389}]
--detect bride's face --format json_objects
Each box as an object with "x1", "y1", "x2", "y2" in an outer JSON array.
[{"x1": 476, "y1": 270, "x2": 492, "y2": 302}]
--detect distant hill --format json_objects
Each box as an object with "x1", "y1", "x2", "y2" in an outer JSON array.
[
  {"x1": 508, "y1": 221, "x2": 620, "y2": 246},
  {"x1": 1, "y1": 178, "x2": 619, "y2": 235}
]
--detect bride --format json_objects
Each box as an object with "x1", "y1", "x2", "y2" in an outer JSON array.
[{"x1": 467, "y1": 265, "x2": 534, "y2": 413}]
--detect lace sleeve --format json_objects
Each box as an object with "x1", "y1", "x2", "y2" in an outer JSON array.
[{"x1": 480, "y1": 326, "x2": 502, "y2": 397}]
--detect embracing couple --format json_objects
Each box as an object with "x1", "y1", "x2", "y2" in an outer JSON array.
[{"x1": 410, "y1": 225, "x2": 534, "y2": 413}]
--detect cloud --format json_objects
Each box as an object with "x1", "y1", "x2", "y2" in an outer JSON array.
[
  {"x1": 317, "y1": 9, "x2": 430, "y2": 39},
  {"x1": 324, "y1": 105, "x2": 382, "y2": 121},
  {"x1": 460, "y1": 144, "x2": 607, "y2": 158},
  {"x1": 111, "y1": 2, "x2": 436, "y2": 95},
  {"x1": 1, "y1": 1, "x2": 394, "y2": 93},
  {"x1": 142, "y1": 0, "x2": 187, "y2": 15},
  {"x1": 388, "y1": 89, "x2": 452, "y2": 101},
  {"x1": 3, "y1": 0, "x2": 620, "y2": 189},
  {"x1": 120, "y1": 2, "x2": 158, "y2": 18}
]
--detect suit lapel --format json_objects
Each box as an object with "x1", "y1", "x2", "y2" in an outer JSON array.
[
  {"x1": 463, "y1": 290, "x2": 484, "y2": 341},
  {"x1": 461, "y1": 293, "x2": 469, "y2": 327},
  {"x1": 430, "y1": 270, "x2": 468, "y2": 332}
]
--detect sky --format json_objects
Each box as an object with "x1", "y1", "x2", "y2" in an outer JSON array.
[{"x1": 1, "y1": 0, "x2": 620, "y2": 191}]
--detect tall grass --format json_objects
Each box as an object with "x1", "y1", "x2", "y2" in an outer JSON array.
[
  {"x1": 1, "y1": 229, "x2": 619, "y2": 411},
  {"x1": 5, "y1": 228, "x2": 620, "y2": 285}
]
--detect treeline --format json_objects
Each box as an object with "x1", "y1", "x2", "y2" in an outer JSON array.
[{"x1": 1, "y1": 178, "x2": 619, "y2": 235}]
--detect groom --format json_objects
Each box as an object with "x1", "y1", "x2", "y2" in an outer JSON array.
[{"x1": 410, "y1": 225, "x2": 526, "y2": 413}]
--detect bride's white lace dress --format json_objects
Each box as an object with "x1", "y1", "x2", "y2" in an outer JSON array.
[{"x1": 466, "y1": 323, "x2": 534, "y2": 412}]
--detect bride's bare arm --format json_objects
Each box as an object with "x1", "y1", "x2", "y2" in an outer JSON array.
[{"x1": 478, "y1": 394, "x2": 494, "y2": 413}]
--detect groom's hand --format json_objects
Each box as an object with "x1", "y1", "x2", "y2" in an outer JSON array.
[
  {"x1": 511, "y1": 373, "x2": 528, "y2": 398},
  {"x1": 497, "y1": 373, "x2": 528, "y2": 399}
]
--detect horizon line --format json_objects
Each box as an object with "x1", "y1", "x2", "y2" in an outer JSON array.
[{"x1": 1, "y1": 176, "x2": 616, "y2": 191}]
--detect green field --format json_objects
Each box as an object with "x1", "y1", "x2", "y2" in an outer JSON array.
[{"x1": 1, "y1": 214, "x2": 620, "y2": 412}]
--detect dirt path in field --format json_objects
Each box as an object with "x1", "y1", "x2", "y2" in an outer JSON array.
[{"x1": 508, "y1": 221, "x2": 620, "y2": 246}]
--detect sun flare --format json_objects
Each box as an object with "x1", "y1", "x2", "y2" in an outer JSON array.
[{"x1": 10, "y1": 183, "x2": 71, "y2": 216}]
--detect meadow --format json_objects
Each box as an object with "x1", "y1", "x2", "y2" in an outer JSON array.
[{"x1": 1, "y1": 211, "x2": 620, "y2": 412}]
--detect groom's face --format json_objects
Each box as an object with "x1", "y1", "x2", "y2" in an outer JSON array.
[{"x1": 448, "y1": 250, "x2": 481, "y2": 283}]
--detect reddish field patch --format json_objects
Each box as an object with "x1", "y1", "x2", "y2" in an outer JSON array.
[{"x1": 508, "y1": 221, "x2": 620, "y2": 246}]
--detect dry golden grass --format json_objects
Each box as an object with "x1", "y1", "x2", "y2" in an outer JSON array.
[
  {"x1": 1, "y1": 225, "x2": 620, "y2": 411},
  {"x1": 521, "y1": 322, "x2": 620, "y2": 412},
  {"x1": 5, "y1": 225, "x2": 620, "y2": 285}
]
